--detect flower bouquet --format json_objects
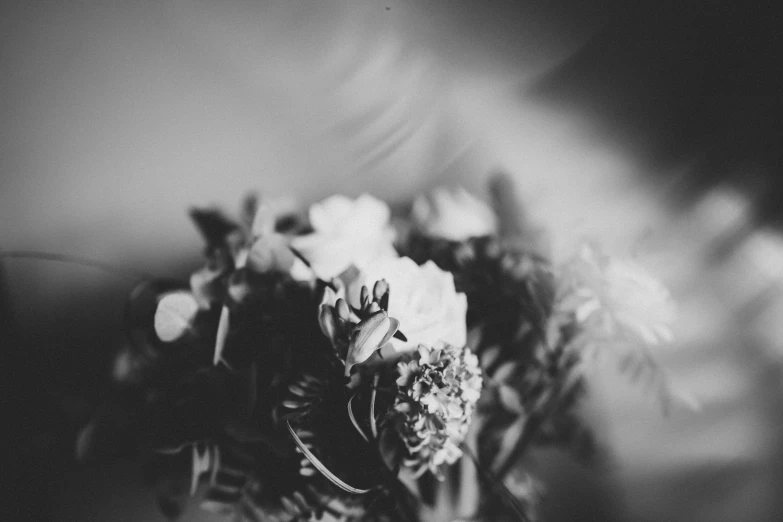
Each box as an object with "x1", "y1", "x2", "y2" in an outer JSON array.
[{"x1": 80, "y1": 175, "x2": 685, "y2": 521}]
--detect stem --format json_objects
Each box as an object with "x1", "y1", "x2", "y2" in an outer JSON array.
[
  {"x1": 461, "y1": 443, "x2": 531, "y2": 522},
  {"x1": 494, "y1": 380, "x2": 565, "y2": 480},
  {"x1": 370, "y1": 373, "x2": 380, "y2": 439},
  {"x1": 287, "y1": 420, "x2": 371, "y2": 494},
  {"x1": 347, "y1": 395, "x2": 370, "y2": 442}
]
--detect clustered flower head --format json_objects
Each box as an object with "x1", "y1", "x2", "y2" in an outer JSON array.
[
  {"x1": 111, "y1": 184, "x2": 680, "y2": 522},
  {"x1": 394, "y1": 342, "x2": 482, "y2": 478}
]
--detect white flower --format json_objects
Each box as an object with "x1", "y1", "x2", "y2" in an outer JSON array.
[
  {"x1": 290, "y1": 194, "x2": 398, "y2": 280},
  {"x1": 354, "y1": 257, "x2": 467, "y2": 355},
  {"x1": 556, "y1": 243, "x2": 676, "y2": 345},
  {"x1": 412, "y1": 187, "x2": 497, "y2": 241}
]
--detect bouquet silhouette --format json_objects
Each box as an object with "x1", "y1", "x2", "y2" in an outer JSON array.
[{"x1": 79, "y1": 176, "x2": 684, "y2": 521}]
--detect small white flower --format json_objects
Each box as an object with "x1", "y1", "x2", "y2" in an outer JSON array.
[
  {"x1": 396, "y1": 361, "x2": 418, "y2": 387},
  {"x1": 412, "y1": 187, "x2": 497, "y2": 241},
  {"x1": 291, "y1": 194, "x2": 398, "y2": 280}
]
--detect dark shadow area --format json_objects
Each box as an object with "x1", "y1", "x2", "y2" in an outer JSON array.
[{"x1": 531, "y1": 1, "x2": 783, "y2": 216}]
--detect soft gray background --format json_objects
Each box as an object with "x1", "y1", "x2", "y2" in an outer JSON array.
[{"x1": 3, "y1": 1, "x2": 782, "y2": 521}]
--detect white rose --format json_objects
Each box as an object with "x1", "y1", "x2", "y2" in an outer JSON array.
[
  {"x1": 412, "y1": 187, "x2": 497, "y2": 241},
  {"x1": 291, "y1": 194, "x2": 398, "y2": 280},
  {"x1": 352, "y1": 257, "x2": 468, "y2": 355}
]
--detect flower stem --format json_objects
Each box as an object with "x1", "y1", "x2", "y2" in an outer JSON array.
[{"x1": 461, "y1": 443, "x2": 531, "y2": 522}]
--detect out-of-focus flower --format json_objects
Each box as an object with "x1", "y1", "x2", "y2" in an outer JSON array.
[
  {"x1": 412, "y1": 187, "x2": 497, "y2": 241},
  {"x1": 555, "y1": 243, "x2": 676, "y2": 345},
  {"x1": 356, "y1": 257, "x2": 467, "y2": 355},
  {"x1": 248, "y1": 198, "x2": 314, "y2": 281},
  {"x1": 291, "y1": 194, "x2": 398, "y2": 280},
  {"x1": 394, "y1": 342, "x2": 482, "y2": 478}
]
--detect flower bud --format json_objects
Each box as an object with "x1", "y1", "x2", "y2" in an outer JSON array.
[
  {"x1": 372, "y1": 279, "x2": 389, "y2": 302},
  {"x1": 344, "y1": 311, "x2": 400, "y2": 376},
  {"x1": 318, "y1": 304, "x2": 336, "y2": 340},
  {"x1": 336, "y1": 299, "x2": 350, "y2": 321}
]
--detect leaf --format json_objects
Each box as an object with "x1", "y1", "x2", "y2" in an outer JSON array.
[
  {"x1": 286, "y1": 420, "x2": 371, "y2": 494},
  {"x1": 378, "y1": 425, "x2": 403, "y2": 472},
  {"x1": 75, "y1": 420, "x2": 96, "y2": 460},
  {"x1": 156, "y1": 477, "x2": 190, "y2": 520},
  {"x1": 189, "y1": 208, "x2": 239, "y2": 248},
  {"x1": 246, "y1": 235, "x2": 295, "y2": 273},
  {"x1": 154, "y1": 291, "x2": 199, "y2": 342},
  {"x1": 591, "y1": 338, "x2": 699, "y2": 415},
  {"x1": 480, "y1": 345, "x2": 502, "y2": 370},
  {"x1": 190, "y1": 267, "x2": 225, "y2": 309},
  {"x1": 488, "y1": 173, "x2": 524, "y2": 239},
  {"x1": 490, "y1": 416, "x2": 526, "y2": 474},
  {"x1": 466, "y1": 326, "x2": 483, "y2": 351},
  {"x1": 392, "y1": 330, "x2": 408, "y2": 342},
  {"x1": 125, "y1": 278, "x2": 182, "y2": 344},
  {"x1": 240, "y1": 192, "x2": 259, "y2": 232},
  {"x1": 492, "y1": 361, "x2": 517, "y2": 383},
  {"x1": 239, "y1": 499, "x2": 263, "y2": 522},
  {"x1": 213, "y1": 306, "x2": 231, "y2": 366},
  {"x1": 497, "y1": 385, "x2": 526, "y2": 415}
]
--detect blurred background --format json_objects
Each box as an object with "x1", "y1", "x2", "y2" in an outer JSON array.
[{"x1": 2, "y1": 0, "x2": 782, "y2": 520}]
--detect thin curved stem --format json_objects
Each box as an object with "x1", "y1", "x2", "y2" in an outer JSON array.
[
  {"x1": 287, "y1": 420, "x2": 371, "y2": 494},
  {"x1": 461, "y1": 443, "x2": 531, "y2": 522},
  {"x1": 347, "y1": 395, "x2": 370, "y2": 442}
]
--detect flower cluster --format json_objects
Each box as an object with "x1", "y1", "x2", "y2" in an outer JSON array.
[
  {"x1": 81, "y1": 178, "x2": 681, "y2": 522},
  {"x1": 393, "y1": 342, "x2": 482, "y2": 478}
]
